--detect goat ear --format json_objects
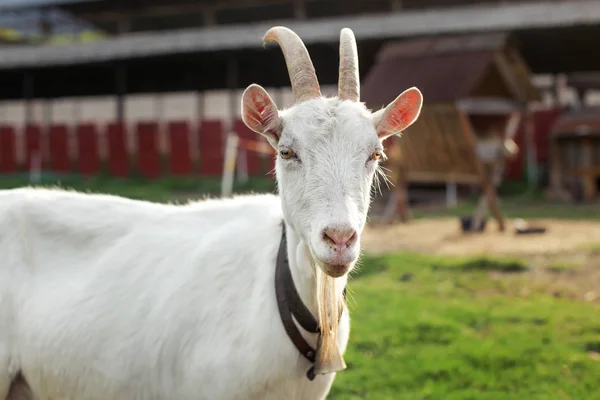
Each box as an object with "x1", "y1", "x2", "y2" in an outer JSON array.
[
  {"x1": 241, "y1": 84, "x2": 283, "y2": 148},
  {"x1": 373, "y1": 87, "x2": 423, "y2": 141}
]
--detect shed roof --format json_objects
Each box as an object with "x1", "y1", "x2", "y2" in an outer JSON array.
[
  {"x1": 361, "y1": 32, "x2": 540, "y2": 109},
  {"x1": 552, "y1": 106, "x2": 600, "y2": 138}
]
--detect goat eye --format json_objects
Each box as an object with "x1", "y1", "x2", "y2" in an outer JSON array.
[
  {"x1": 280, "y1": 148, "x2": 295, "y2": 160},
  {"x1": 371, "y1": 150, "x2": 383, "y2": 161}
]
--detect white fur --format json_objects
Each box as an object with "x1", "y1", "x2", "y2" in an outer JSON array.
[
  {"x1": 0, "y1": 83, "x2": 421, "y2": 400},
  {"x1": 0, "y1": 187, "x2": 349, "y2": 400}
]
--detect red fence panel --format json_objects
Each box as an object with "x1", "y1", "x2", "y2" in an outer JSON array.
[
  {"x1": 167, "y1": 121, "x2": 193, "y2": 176},
  {"x1": 135, "y1": 121, "x2": 160, "y2": 179},
  {"x1": 505, "y1": 108, "x2": 562, "y2": 180},
  {"x1": 198, "y1": 120, "x2": 224, "y2": 176},
  {"x1": 532, "y1": 108, "x2": 562, "y2": 164},
  {"x1": 48, "y1": 124, "x2": 71, "y2": 173},
  {"x1": 76, "y1": 123, "x2": 101, "y2": 176},
  {"x1": 106, "y1": 122, "x2": 130, "y2": 177},
  {"x1": 24, "y1": 124, "x2": 42, "y2": 171},
  {"x1": 234, "y1": 120, "x2": 262, "y2": 176},
  {"x1": 0, "y1": 125, "x2": 17, "y2": 173}
]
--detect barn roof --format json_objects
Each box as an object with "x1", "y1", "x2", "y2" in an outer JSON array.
[
  {"x1": 0, "y1": 0, "x2": 600, "y2": 70},
  {"x1": 361, "y1": 32, "x2": 541, "y2": 109},
  {"x1": 552, "y1": 106, "x2": 600, "y2": 138}
]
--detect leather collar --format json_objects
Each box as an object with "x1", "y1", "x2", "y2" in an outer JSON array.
[{"x1": 275, "y1": 222, "x2": 346, "y2": 381}]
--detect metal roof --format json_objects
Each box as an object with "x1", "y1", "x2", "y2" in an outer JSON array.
[{"x1": 0, "y1": 0, "x2": 599, "y2": 69}]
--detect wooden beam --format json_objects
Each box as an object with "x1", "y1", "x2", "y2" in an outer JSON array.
[
  {"x1": 524, "y1": 108, "x2": 538, "y2": 192},
  {"x1": 504, "y1": 112, "x2": 522, "y2": 141},
  {"x1": 472, "y1": 112, "x2": 521, "y2": 226},
  {"x1": 546, "y1": 134, "x2": 572, "y2": 201},
  {"x1": 493, "y1": 53, "x2": 528, "y2": 103},
  {"x1": 457, "y1": 109, "x2": 505, "y2": 232},
  {"x1": 581, "y1": 139, "x2": 598, "y2": 200},
  {"x1": 22, "y1": 72, "x2": 34, "y2": 125},
  {"x1": 77, "y1": 0, "x2": 292, "y2": 22},
  {"x1": 571, "y1": 165, "x2": 600, "y2": 176},
  {"x1": 115, "y1": 65, "x2": 127, "y2": 122}
]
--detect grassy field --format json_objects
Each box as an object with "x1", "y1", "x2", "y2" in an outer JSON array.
[
  {"x1": 2, "y1": 174, "x2": 599, "y2": 220},
  {"x1": 330, "y1": 253, "x2": 600, "y2": 400},
  {"x1": 0, "y1": 174, "x2": 277, "y2": 203},
  {"x1": 1, "y1": 176, "x2": 599, "y2": 399}
]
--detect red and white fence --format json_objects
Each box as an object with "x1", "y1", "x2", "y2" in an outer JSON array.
[{"x1": 0, "y1": 119, "x2": 275, "y2": 179}]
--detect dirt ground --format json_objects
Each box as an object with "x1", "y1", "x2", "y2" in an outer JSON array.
[
  {"x1": 362, "y1": 218, "x2": 600, "y2": 258},
  {"x1": 362, "y1": 218, "x2": 600, "y2": 303}
]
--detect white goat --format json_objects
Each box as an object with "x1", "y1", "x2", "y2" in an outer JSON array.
[{"x1": 0, "y1": 26, "x2": 422, "y2": 400}]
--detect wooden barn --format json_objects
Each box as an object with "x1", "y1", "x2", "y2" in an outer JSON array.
[
  {"x1": 361, "y1": 32, "x2": 541, "y2": 230},
  {"x1": 547, "y1": 73, "x2": 600, "y2": 202}
]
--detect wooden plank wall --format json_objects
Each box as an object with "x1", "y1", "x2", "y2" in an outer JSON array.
[{"x1": 388, "y1": 104, "x2": 481, "y2": 184}]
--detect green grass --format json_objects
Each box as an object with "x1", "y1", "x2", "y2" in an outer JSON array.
[
  {"x1": 0, "y1": 174, "x2": 277, "y2": 203},
  {"x1": 329, "y1": 253, "x2": 600, "y2": 400}
]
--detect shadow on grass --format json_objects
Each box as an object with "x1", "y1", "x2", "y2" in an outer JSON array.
[
  {"x1": 431, "y1": 256, "x2": 528, "y2": 273},
  {"x1": 585, "y1": 341, "x2": 600, "y2": 353},
  {"x1": 355, "y1": 253, "x2": 528, "y2": 281}
]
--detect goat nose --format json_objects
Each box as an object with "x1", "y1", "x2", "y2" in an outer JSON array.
[{"x1": 322, "y1": 226, "x2": 357, "y2": 249}]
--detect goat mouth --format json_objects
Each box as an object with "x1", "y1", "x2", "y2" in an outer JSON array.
[{"x1": 320, "y1": 262, "x2": 351, "y2": 278}]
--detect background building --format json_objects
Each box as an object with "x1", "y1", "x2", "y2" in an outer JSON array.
[{"x1": 0, "y1": 0, "x2": 599, "y2": 196}]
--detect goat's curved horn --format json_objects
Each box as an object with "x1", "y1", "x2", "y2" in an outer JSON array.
[
  {"x1": 263, "y1": 26, "x2": 321, "y2": 104},
  {"x1": 338, "y1": 28, "x2": 360, "y2": 102}
]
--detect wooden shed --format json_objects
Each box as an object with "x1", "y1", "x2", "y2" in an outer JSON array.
[
  {"x1": 361, "y1": 32, "x2": 541, "y2": 230},
  {"x1": 548, "y1": 106, "x2": 600, "y2": 202}
]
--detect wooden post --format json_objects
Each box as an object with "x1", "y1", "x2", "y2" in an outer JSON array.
[
  {"x1": 446, "y1": 182, "x2": 457, "y2": 208},
  {"x1": 115, "y1": 65, "x2": 127, "y2": 122},
  {"x1": 524, "y1": 108, "x2": 538, "y2": 194},
  {"x1": 391, "y1": 0, "x2": 403, "y2": 11},
  {"x1": 457, "y1": 110, "x2": 505, "y2": 232},
  {"x1": 386, "y1": 165, "x2": 411, "y2": 223},
  {"x1": 293, "y1": 0, "x2": 307, "y2": 19},
  {"x1": 547, "y1": 135, "x2": 572, "y2": 201},
  {"x1": 395, "y1": 174, "x2": 411, "y2": 222},
  {"x1": 23, "y1": 72, "x2": 34, "y2": 125},
  {"x1": 581, "y1": 138, "x2": 597, "y2": 201},
  {"x1": 472, "y1": 111, "x2": 522, "y2": 225},
  {"x1": 221, "y1": 133, "x2": 239, "y2": 198},
  {"x1": 380, "y1": 138, "x2": 411, "y2": 224},
  {"x1": 155, "y1": 93, "x2": 166, "y2": 154}
]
